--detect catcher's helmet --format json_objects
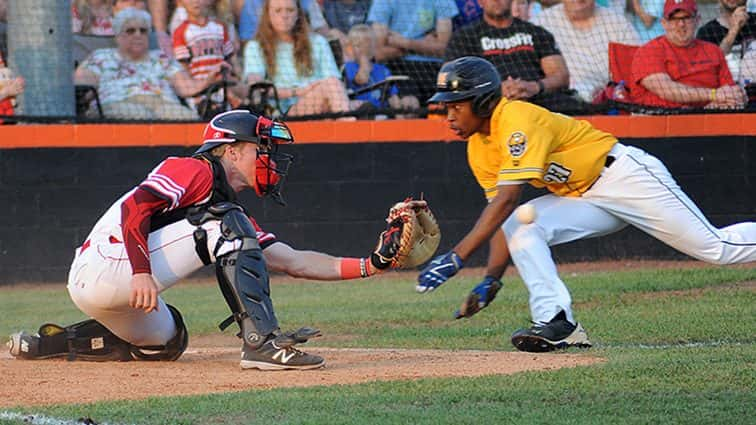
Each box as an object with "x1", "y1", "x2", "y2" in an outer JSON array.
[
  {"x1": 195, "y1": 109, "x2": 294, "y2": 154},
  {"x1": 195, "y1": 110, "x2": 295, "y2": 205},
  {"x1": 428, "y1": 56, "x2": 502, "y2": 117}
]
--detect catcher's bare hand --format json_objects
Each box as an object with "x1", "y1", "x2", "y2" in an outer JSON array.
[{"x1": 130, "y1": 273, "x2": 159, "y2": 314}]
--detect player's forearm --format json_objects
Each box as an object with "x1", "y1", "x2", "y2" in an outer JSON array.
[
  {"x1": 485, "y1": 230, "x2": 510, "y2": 280},
  {"x1": 454, "y1": 196, "x2": 518, "y2": 261},
  {"x1": 284, "y1": 250, "x2": 361, "y2": 280}
]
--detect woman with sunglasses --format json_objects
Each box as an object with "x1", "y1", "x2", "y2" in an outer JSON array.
[{"x1": 74, "y1": 7, "x2": 224, "y2": 120}]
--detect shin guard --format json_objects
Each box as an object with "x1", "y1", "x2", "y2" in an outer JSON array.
[{"x1": 213, "y1": 205, "x2": 279, "y2": 349}]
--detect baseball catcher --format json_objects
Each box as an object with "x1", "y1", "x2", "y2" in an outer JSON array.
[{"x1": 7, "y1": 110, "x2": 428, "y2": 370}]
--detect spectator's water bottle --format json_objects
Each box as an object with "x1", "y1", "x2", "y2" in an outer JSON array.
[{"x1": 613, "y1": 80, "x2": 628, "y2": 102}]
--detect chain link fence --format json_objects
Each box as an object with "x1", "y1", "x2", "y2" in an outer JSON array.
[{"x1": 0, "y1": 0, "x2": 752, "y2": 124}]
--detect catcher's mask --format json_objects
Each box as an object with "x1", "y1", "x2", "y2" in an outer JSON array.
[
  {"x1": 428, "y1": 56, "x2": 502, "y2": 117},
  {"x1": 196, "y1": 110, "x2": 295, "y2": 205}
]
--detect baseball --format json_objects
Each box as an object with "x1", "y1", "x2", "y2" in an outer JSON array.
[{"x1": 515, "y1": 204, "x2": 536, "y2": 224}]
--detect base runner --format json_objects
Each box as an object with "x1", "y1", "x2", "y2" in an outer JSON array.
[{"x1": 416, "y1": 56, "x2": 756, "y2": 352}]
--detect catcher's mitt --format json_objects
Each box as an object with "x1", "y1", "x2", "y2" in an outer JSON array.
[{"x1": 373, "y1": 198, "x2": 441, "y2": 269}]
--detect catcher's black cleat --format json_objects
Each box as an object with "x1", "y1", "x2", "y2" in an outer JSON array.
[
  {"x1": 240, "y1": 328, "x2": 325, "y2": 371},
  {"x1": 511, "y1": 311, "x2": 592, "y2": 353},
  {"x1": 7, "y1": 331, "x2": 41, "y2": 359}
]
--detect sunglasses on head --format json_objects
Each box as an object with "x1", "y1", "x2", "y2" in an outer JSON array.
[{"x1": 123, "y1": 27, "x2": 149, "y2": 35}]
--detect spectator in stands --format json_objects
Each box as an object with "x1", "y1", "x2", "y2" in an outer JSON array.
[
  {"x1": 368, "y1": 0, "x2": 459, "y2": 103},
  {"x1": 697, "y1": 0, "x2": 756, "y2": 84},
  {"x1": 72, "y1": 0, "x2": 116, "y2": 35},
  {"x1": 321, "y1": 0, "x2": 370, "y2": 63},
  {"x1": 345, "y1": 24, "x2": 420, "y2": 114},
  {"x1": 233, "y1": 0, "x2": 331, "y2": 42},
  {"x1": 322, "y1": 0, "x2": 370, "y2": 35},
  {"x1": 243, "y1": 0, "x2": 351, "y2": 117},
  {"x1": 630, "y1": 0, "x2": 746, "y2": 109},
  {"x1": 73, "y1": 0, "x2": 148, "y2": 35},
  {"x1": 173, "y1": 0, "x2": 245, "y2": 111},
  {"x1": 454, "y1": 0, "x2": 484, "y2": 29},
  {"x1": 171, "y1": 0, "x2": 241, "y2": 52},
  {"x1": 628, "y1": 0, "x2": 665, "y2": 42},
  {"x1": 0, "y1": 50, "x2": 23, "y2": 121},
  {"x1": 511, "y1": 0, "x2": 531, "y2": 21},
  {"x1": 446, "y1": 0, "x2": 583, "y2": 111},
  {"x1": 148, "y1": 0, "x2": 177, "y2": 56},
  {"x1": 75, "y1": 8, "x2": 223, "y2": 120},
  {"x1": 532, "y1": 0, "x2": 640, "y2": 102}
]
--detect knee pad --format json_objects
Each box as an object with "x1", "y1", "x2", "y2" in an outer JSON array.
[{"x1": 130, "y1": 304, "x2": 189, "y2": 361}]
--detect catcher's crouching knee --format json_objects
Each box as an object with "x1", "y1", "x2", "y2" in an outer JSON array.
[{"x1": 131, "y1": 304, "x2": 189, "y2": 361}]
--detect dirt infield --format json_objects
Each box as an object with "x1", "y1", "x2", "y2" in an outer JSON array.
[{"x1": 0, "y1": 334, "x2": 601, "y2": 408}]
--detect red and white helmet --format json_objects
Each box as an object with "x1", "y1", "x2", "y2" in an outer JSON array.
[{"x1": 195, "y1": 110, "x2": 295, "y2": 205}]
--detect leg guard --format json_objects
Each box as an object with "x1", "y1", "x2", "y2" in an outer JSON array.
[
  {"x1": 204, "y1": 203, "x2": 279, "y2": 349},
  {"x1": 8, "y1": 304, "x2": 188, "y2": 362},
  {"x1": 9, "y1": 320, "x2": 133, "y2": 361}
]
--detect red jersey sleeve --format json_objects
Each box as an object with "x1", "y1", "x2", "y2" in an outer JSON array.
[
  {"x1": 139, "y1": 157, "x2": 214, "y2": 211},
  {"x1": 122, "y1": 157, "x2": 213, "y2": 274}
]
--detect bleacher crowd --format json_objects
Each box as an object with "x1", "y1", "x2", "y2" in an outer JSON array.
[{"x1": 0, "y1": 0, "x2": 754, "y2": 122}]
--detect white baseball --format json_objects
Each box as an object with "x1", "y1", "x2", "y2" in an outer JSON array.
[{"x1": 515, "y1": 204, "x2": 537, "y2": 224}]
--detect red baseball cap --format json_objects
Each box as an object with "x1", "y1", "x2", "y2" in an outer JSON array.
[{"x1": 663, "y1": 0, "x2": 697, "y2": 19}]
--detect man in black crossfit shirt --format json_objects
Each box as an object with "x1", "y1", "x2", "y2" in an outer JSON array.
[{"x1": 445, "y1": 0, "x2": 585, "y2": 112}]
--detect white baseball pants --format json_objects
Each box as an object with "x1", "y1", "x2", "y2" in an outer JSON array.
[
  {"x1": 66, "y1": 219, "x2": 233, "y2": 346},
  {"x1": 503, "y1": 143, "x2": 756, "y2": 324}
]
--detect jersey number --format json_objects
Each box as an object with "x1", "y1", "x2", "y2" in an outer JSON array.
[{"x1": 543, "y1": 162, "x2": 572, "y2": 183}]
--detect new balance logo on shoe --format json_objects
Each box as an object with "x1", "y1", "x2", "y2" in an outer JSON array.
[
  {"x1": 240, "y1": 336, "x2": 325, "y2": 371},
  {"x1": 271, "y1": 345, "x2": 296, "y2": 364}
]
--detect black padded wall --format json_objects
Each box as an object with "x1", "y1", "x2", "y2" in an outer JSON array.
[{"x1": 0, "y1": 136, "x2": 753, "y2": 283}]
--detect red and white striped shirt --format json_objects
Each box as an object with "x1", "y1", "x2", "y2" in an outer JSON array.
[{"x1": 172, "y1": 18, "x2": 234, "y2": 80}]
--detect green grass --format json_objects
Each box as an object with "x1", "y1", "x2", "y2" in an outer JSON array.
[{"x1": 1, "y1": 265, "x2": 755, "y2": 424}]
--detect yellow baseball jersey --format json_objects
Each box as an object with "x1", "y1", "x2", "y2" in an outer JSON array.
[{"x1": 467, "y1": 100, "x2": 617, "y2": 200}]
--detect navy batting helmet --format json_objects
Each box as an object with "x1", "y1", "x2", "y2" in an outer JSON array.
[{"x1": 428, "y1": 56, "x2": 502, "y2": 117}]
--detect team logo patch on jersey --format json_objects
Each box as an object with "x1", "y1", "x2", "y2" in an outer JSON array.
[{"x1": 507, "y1": 131, "x2": 528, "y2": 158}]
